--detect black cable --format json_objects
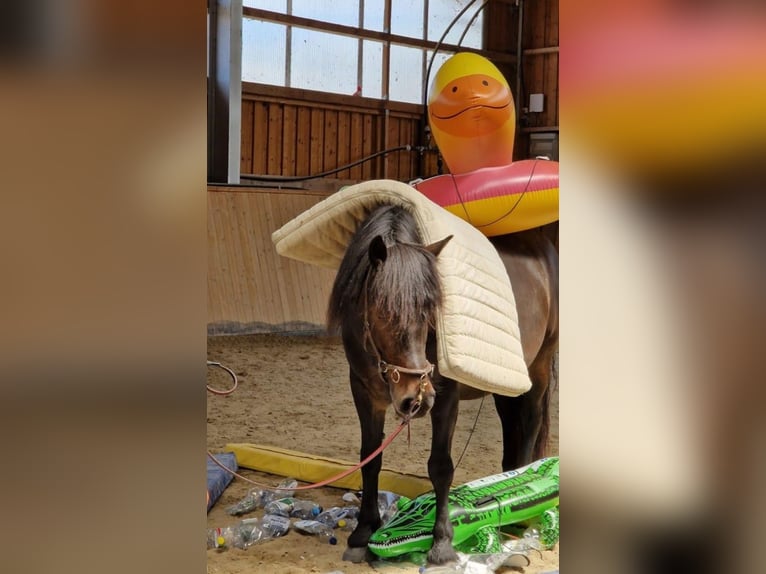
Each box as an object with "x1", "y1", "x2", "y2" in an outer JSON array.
[
  {"x1": 240, "y1": 145, "x2": 414, "y2": 182},
  {"x1": 457, "y1": 1, "x2": 488, "y2": 47},
  {"x1": 421, "y1": 0, "x2": 489, "y2": 178},
  {"x1": 422, "y1": 0, "x2": 482, "y2": 109},
  {"x1": 453, "y1": 395, "x2": 485, "y2": 471},
  {"x1": 241, "y1": 2, "x2": 489, "y2": 185}
]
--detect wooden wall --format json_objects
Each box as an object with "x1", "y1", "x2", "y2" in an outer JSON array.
[
  {"x1": 241, "y1": 83, "x2": 441, "y2": 186},
  {"x1": 237, "y1": 2, "x2": 558, "y2": 178},
  {"x1": 207, "y1": 186, "x2": 338, "y2": 335},
  {"x1": 522, "y1": 0, "x2": 559, "y2": 131},
  {"x1": 486, "y1": 0, "x2": 559, "y2": 159}
]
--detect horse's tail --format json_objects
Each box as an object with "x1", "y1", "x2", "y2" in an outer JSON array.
[
  {"x1": 494, "y1": 343, "x2": 558, "y2": 470},
  {"x1": 534, "y1": 230, "x2": 558, "y2": 458},
  {"x1": 532, "y1": 349, "x2": 558, "y2": 458}
]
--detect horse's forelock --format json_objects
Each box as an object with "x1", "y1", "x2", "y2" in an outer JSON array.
[
  {"x1": 369, "y1": 243, "x2": 442, "y2": 335},
  {"x1": 327, "y1": 204, "x2": 441, "y2": 333}
]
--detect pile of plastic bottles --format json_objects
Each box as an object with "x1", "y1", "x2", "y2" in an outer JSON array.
[
  {"x1": 208, "y1": 482, "x2": 558, "y2": 574},
  {"x1": 207, "y1": 480, "x2": 405, "y2": 551}
]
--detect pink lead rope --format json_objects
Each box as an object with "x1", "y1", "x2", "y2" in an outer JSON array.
[{"x1": 207, "y1": 419, "x2": 409, "y2": 491}]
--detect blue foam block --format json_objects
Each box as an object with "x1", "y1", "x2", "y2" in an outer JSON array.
[{"x1": 207, "y1": 452, "x2": 238, "y2": 512}]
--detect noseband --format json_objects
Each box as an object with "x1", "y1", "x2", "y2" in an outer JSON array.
[{"x1": 362, "y1": 267, "x2": 434, "y2": 405}]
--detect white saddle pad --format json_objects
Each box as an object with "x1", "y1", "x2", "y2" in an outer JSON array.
[{"x1": 271, "y1": 179, "x2": 531, "y2": 396}]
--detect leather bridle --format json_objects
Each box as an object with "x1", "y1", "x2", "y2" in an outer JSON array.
[{"x1": 361, "y1": 267, "x2": 434, "y2": 412}]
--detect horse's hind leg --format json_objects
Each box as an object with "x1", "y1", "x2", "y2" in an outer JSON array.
[
  {"x1": 343, "y1": 371, "x2": 387, "y2": 563},
  {"x1": 427, "y1": 378, "x2": 460, "y2": 565},
  {"x1": 493, "y1": 340, "x2": 557, "y2": 470}
]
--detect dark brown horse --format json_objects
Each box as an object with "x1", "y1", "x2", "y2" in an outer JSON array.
[{"x1": 327, "y1": 204, "x2": 558, "y2": 565}]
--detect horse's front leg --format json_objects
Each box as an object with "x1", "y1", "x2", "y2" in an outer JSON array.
[
  {"x1": 427, "y1": 377, "x2": 460, "y2": 565},
  {"x1": 343, "y1": 371, "x2": 387, "y2": 563}
]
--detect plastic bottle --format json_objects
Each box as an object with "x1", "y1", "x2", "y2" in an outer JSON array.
[
  {"x1": 370, "y1": 550, "x2": 427, "y2": 570},
  {"x1": 207, "y1": 524, "x2": 243, "y2": 550},
  {"x1": 264, "y1": 497, "x2": 322, "y2": 519},
  {"x1": 419, "y1": 564, "x2": 466, "y2": 574},
  {"x1": 206, "y1": 515, "x2": 291, "y2": 549},
  {"x1": 417, "y1": 545, "x2": 535, "y2": 574},
  {"x1": 226, "y1": 477, "x2": 298, "y2": 516},
  {"x1": 315, "y1": 506, "x2": 360, "y2": 527},
  {"x1": 337, "y1": 517, "x2": 358, "y2": 531},
  {"x1": 243, "y1": 514, "x2": 291, "y2": 547},
  {"x1": 293, "y1": 519, "x2": 339, "y2": 545},
  {"x1": 371, "y1": 490, "x2": 403, "y2": 525},
  {"x1": 342, "y1": 491, "x2": 361, "y2": 504},
  {"x1": 226, "y1": 490, "x2": 266, "y2": 516},
  {"x1": 376, "y1": 491, "x2": 401, "y2": 514},
  {"x1": 499, "y1": 523, "x2": 554, "y2": 554},
  {"x1": 419, "y1": 556, "x2": 505, "y2": 574},
  {"x1": 480, "y1": 548, "x2": 532, "y2": 571},
  {"x1": 345, "y1": 505, "x2": 360, "y2": 518},
  {"x1": 274, "y1": 477, "x2": 299, "y2": 496}
]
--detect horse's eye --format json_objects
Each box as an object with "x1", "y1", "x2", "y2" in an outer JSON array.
[
  {"x1": 482, "y1": 80, "x2": 489, "y2": 86},
  {"x1": 451, "y1": 86, "x2": 457, "y2": 93}
]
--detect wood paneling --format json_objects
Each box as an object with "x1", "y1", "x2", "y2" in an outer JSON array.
[
  {"x1": 485, "y1": 0, "x2": 559, "y2": 158},
  {"x1": 207, "y1": 186, "x2": 338, "y2": 335},
  {"x1": 252, "y1": 102, "x2": 269, "y2": 174},
  {"x1": 337, "y1": 111, "x2": 351, "y2": 180},
  {"x1": 236, "y1": 2, "x2": 558, "y2": 180},
  {"x1": 309, "y1": 107, "x2": 325, "y2": 175},
  {"x1": 282, "y1": 105, "x2": 297, "y2": 176},
  {"x1": 349, "y1": 113, "x2": 363, "y2": 180},
  {"x1": 267, "y1": 104, "x2": 283, "y2": 174},
  {"x1": 241, "y1": 83, "x2": 429, "y2": 184},
  {"x1": 296, "y1": 107, "x2": 311, "y2": 175},
  {"x1": 362, "y1": 113, "x2": 376, "y2": 179},
  {"x1": 241, "y1": 100, "x2": 254, "y2": 174},
  {"x1": 323, "y1": 110, "x2": 338, "y2": 176},
  {"x1": 523, "y1": 0, "x2": 558, "y2": 131}
]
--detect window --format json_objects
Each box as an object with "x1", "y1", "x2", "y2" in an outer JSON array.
[
  {"x1": 242, "y1": 0, "x2": 484, "y2": 104},
  {"x1": 242, "y1": 18, "x2": 286, "y2": 85}
]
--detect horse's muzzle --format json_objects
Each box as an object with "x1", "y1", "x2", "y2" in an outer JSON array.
[{"x1": 395, "y1": 382, "x2": 435, "y2": 420}]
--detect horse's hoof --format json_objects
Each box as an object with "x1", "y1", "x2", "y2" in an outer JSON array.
[
  {"x1": 427, "y1": 540, "x2": 459, "y2": 565},
  {"x1": 342, "y1": 546, "x2": 371, "y2": 563}
]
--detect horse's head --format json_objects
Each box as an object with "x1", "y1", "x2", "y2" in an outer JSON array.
[{"x1": 364, "y1": 233, "x2": 452, "y2": 421}]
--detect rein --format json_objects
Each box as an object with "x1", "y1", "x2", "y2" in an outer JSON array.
[
  {"x1": 207, "y1": 420, "x2": 408, "y2": 492},
  {"x1": 206, "y1": 355, "x2": 410, "y2": 493},
  {"x1": 206, "y1": 250, "x2": 437, "y2": 495},
  {"x1": 206, "y1": 360, "x2": 239, "y2": 395}
]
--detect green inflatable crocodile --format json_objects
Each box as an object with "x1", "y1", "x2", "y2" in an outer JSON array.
[{"x1": 367, "y1": 457, "x2": 559, "y2": 558}]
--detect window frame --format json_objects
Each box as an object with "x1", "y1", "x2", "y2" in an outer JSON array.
[{"x1": 242, "y1": 4, "x2": 511, "y2": 105}]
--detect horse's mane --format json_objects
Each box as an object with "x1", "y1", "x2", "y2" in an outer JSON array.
[{"x1": 327, "y1": 204, "x2": 443, "y2": 334}]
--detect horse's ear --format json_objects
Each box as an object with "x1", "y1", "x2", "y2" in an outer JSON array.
[
  {"x1": 424, "y1": 235, "x2": 453, "y2": 257},
  {"x1": 369, "y1": 235, "x2": 388, "y2": 265}
]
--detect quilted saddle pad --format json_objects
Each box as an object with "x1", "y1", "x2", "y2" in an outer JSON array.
[{"x1": 271, "y1": 179, "x2": 531, "y2": 396}]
